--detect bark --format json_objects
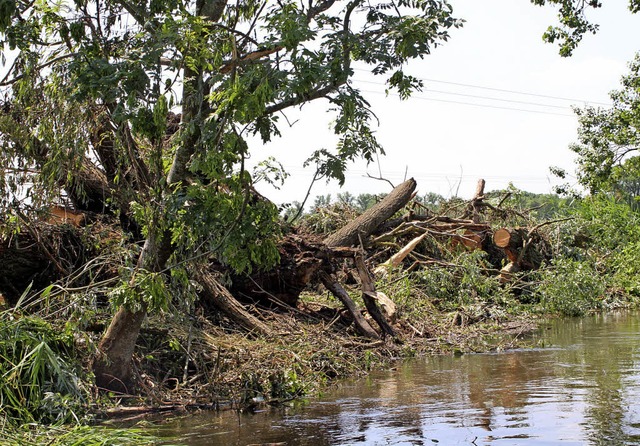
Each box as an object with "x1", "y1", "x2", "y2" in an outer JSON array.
[
  {"x1": 93, "y1": 308, "x2": 147, "y2": 393},
  {"x1": 93, "y1": 227, "x2": 173, "y2": 390},
  {"x1": 197, "y1": 268, "x2": 273, "y2": 336},
  {"x1": 324, "y1": 178, "x2": 417, "y2": 247},
  {"x1": 354, "y1": 253, "x2": 396, "y2": 338},
  {"x1": 318, "y1": 270, "x2": 379, "y2": 339},
  {"x1": 93, "y1": 2, "x2": 229, "y2": 391},
  {"x1": 230, "y1": 233, "x2": 326, "y2": 307}
]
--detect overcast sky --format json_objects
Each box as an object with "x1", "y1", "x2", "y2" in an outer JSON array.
[{"x1": 249, "y1": 0, "x2": 640, "y2": 206}]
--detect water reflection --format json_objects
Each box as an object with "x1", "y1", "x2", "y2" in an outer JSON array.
[{"x1": 154, "y1": 312, "x2": 640, "y2": 445}]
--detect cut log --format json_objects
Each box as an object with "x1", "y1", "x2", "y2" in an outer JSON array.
[
  {"x1": 493, "y1": 226, "x2": 552, "y2": 276},
  {"x1": 318, "y1": 271, "x2": 379, "y2": 339},
  {"x1": 493, "y1": 228, "x2": 526, "y2": 249},
  {"x1": 324, "y1": 178, "x2": 417, "y2": 248}
]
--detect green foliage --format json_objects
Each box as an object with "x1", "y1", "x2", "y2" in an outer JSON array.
[
  {"x1": 569, "y1": 53, "x2": 640, "y2": 194},
  {"x1": 0, "y1": 315, "x2": 88, "y2": 426},
  {"x1": 0, "y1": 0, "x2": 464, "y2": 298},
  {"x1": 0, "y1": 425, "x2": 160, "y2": 446},
  {"x1": 610, "y1": 240, "x2": 640, "y2": 297},
  {"x1": 534, "y1": 257, "x2": 606, "y2": 316},
  {"x1": 485, "y1": 186, "x2": 574, "y2": 221},
  {"x1": 530, "y1": 1, "x2": 638, "y2": 57},
  {"x1": 571, "y1": 195, "x2": 640, "y2": 252},
  {"x1": 416, "y1": 251, "x2": 512, "y2": 315},
  {"x1": 530, "y1": 0, "x2": 602, "y2": 57}
]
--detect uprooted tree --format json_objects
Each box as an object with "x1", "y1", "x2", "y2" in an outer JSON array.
[
  {"x1": 2, "y1": 0, "x2": 638, "y2": 393},
  {"x1": 0, "y1": 1, "x2": 463, "y2": 390}
]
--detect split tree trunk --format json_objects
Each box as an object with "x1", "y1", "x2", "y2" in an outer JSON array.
[
  {"x1": 320, "y1": 179, "x2": 416, "y2": 339},
  {"x1": 355, "y1": 253, "x2": 396, "y2": 338}
]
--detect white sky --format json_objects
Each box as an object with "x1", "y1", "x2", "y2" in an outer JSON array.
[{"x1": 249, "y1": 0, "x2": 640, "y2": 206}]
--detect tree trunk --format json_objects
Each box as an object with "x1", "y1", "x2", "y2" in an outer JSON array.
[
  {"x1": 318, "y1": 270, "x2": 379, "y2": 339},
  {"x1": 324, "y1": 178, "x2": 417, "y2": 247},
  {"x1": 93, "y1": 229, "x2": 173, "y2": 391},
  {"x1": 92, "y1": 3, "x2": 229, "y2": 391},
  {"x1": 197, "y1": 268, "x2": 273, "y2": 336},
  {"x1": 93, "y1": 308, "x2": 147, "y2": 393}
]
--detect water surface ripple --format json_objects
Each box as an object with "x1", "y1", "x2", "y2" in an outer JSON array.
[{"x1": 154, "y1": 312, "x2": 640, "y2": 445}]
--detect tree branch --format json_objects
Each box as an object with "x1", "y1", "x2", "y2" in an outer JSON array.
[{"x1": 0, "y1": 53, "x2": 76, "y2": 87}]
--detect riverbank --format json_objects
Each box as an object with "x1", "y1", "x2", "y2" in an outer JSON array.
[
  {"x1": 3, "y1": 193, "x2": 640, "y2": 445},
  {"x1": 148, "y1": 312, "x2": 640, "y2": 446}
]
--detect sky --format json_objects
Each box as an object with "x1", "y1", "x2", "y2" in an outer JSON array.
[{"x1": 248, "y1": 0, "x2": 640, "y2": 207}]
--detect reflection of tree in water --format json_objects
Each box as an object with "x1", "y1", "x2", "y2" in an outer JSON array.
[
  {"x1": 158, "y1": 314, "x2": 640, "y2": 445},
  {"x1": 568, "y1": 313, "x2": 640, "y2": 444},
  {"x1": 284, "y1": 314, "x2": 640, "y2": 445}
]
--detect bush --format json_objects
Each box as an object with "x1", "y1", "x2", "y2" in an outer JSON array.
[{"x1": 534, "y1": 257, "x2": 607, "y2": 316}]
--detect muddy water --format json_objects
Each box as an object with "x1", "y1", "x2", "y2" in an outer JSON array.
[{"x1": 153, "y1": 313, "x2": 640, "y2": 445}]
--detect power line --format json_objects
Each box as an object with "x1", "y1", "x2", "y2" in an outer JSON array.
[
  {"x1": 359, "y1": 88, "x2": 576, "y2": 117},
  {"x1": 355, "y1": 79, "x2": 573, "y2": 110},
  {"x1": 352, "y1": 68, "x2": 612, "y2": 107}
]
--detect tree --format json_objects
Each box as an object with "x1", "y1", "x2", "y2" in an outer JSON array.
[
  {"x1": 0, "y1": 1, "x2": 462, "y2": 389},
  {"x1": 565, "y1": 53, "x2": 640, "y2": 197},
  {"x1": 530, "y1": 0, "x2": 640, "y2": 56}
]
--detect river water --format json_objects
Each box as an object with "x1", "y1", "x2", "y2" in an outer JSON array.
[{"x1": 153, "y1": 312, "x2": 640, "y2": 445}]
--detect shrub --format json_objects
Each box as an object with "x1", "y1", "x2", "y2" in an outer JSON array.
[{"x1": 534, "y1": 257, "x2": 607, "y2": 316}]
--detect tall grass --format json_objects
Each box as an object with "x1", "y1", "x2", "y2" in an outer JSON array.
[{"x1": 0, "y1": 313, "x2": 88, "y2": 425}]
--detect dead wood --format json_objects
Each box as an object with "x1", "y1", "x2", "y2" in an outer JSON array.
[
  {"x1": 465, "y1": 178, "x2": 486, "y2": 223},
  {"x1": 493, "y1": 225, "x2": 554, "y2": 281},
  {"x1": 354, "y1": 253, "x2": 396, "y2": 338},
  {"x1": 197, "y1": 268, "x2": 273, "y2": 337},
  {"x1": 374, "y1": 231, "x2": 429, "y2": 275},
  {"x1": 0, "y1": 219, "x2": 93, "y2": 305},
  {"x1": 324, "y1": 178, "x2": 417, "y2": 248},
  {"x1": 318, "y1": 271, "x2": 379, "y2": 339}
]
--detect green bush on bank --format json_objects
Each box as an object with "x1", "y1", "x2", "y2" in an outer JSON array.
[
  {"x1": 533, "y1": 257, "x2": 607, "y2": 316},
  {"x1": 0, "y1": 313, "x2": 163, "y2": 445}
]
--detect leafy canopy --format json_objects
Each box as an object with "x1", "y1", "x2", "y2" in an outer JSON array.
[
  {"x1": 0, "y1": 1, "x2": 462, "y2": 278},
  {"x1": 564, "y1": 53, "x2": 640, "y2": 197},
  {"x1": 530, "y1": 0, "x2": 640, "y2": 57}
]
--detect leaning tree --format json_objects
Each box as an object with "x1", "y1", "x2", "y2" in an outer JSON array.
[{"x1": 0, "y1": 1, "x2": 462, "y2": 389}]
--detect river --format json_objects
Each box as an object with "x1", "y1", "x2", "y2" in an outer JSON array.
[{"x1": 152, "y1": 312, "x2": 640, "y2": 445}]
